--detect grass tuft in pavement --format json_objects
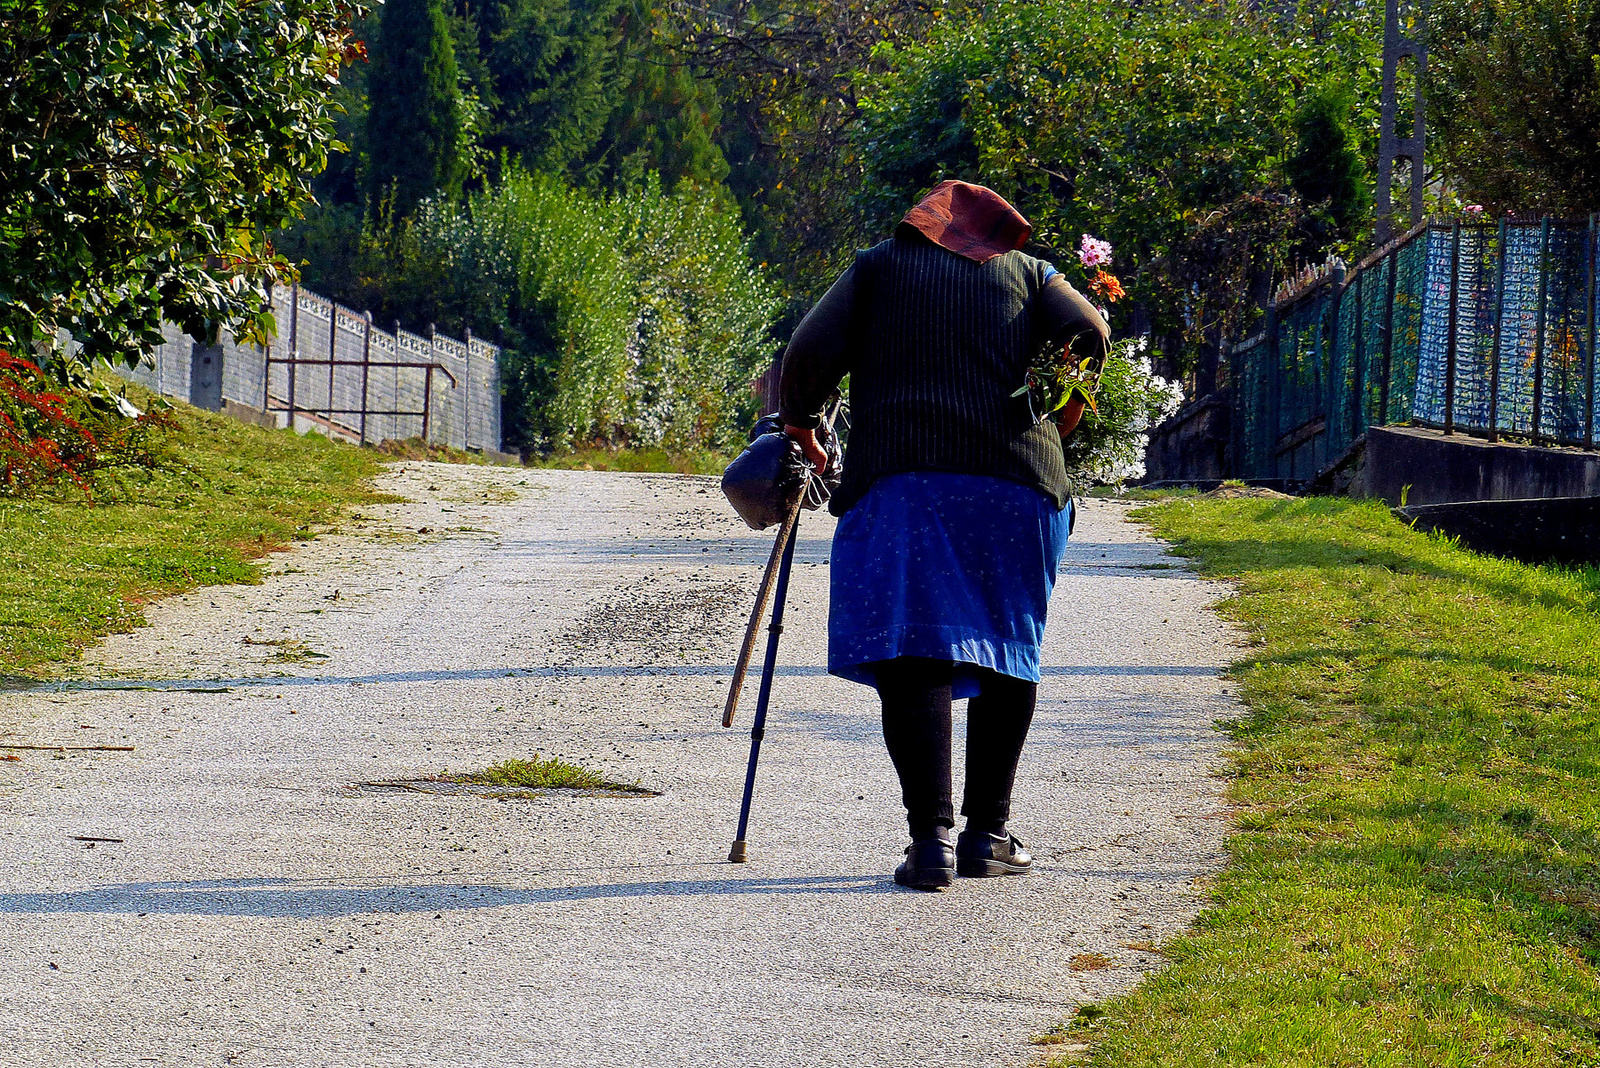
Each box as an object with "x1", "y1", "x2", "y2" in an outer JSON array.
[
  {"x1": 447, "y1": 756, "x2": 649, "y2": 793},
  {"x1": 0, "y1": 390, "x2": 383, "y2": 678},
  {"x1": 1062, "y1": 495, "x2": 1600, "y2": 1067}
]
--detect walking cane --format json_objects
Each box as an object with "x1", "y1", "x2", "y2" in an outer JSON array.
[
  {"x1": 723, "y1": 399, "x2": 840, "y2": 863},
  {"x1": 721, "y1": 490, "x2": 805, "y2": 731},
  {"x1": 721, "y1": 397, "x2": 840, "y2": 731},
  {"x1": 726, "y1": 496, "x2": 804, "y2": 863}
]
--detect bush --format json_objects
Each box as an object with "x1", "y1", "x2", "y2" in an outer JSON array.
[
  {"x1": 1427, "y1": 0, "x2": 1600, "y2": 215},
  {"x1": 397, "y1": 172, "x2": 781, "y2": 452},
  {"x1": 1285, "y1": 82, "x2": 1371, "y2": 249},
  {"x1": 0, "y1": 352, "x2": 168, "y2": 498}
]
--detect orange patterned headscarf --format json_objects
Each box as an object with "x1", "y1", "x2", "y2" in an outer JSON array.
[{"x1": 897, "y1": 180, "x2": 1032, "y2": 264}]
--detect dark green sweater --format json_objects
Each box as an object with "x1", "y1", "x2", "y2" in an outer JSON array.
[{"x1": 779, "y1": 233, "x2": 1108, "y2": 515}]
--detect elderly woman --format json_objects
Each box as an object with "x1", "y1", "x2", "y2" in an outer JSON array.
[{"x1": 779, "y1": 181, "x2": 1108, "y2": 890}]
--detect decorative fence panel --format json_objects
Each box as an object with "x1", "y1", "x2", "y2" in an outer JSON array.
[
  {"x1": 120, "y1": 283, "x2": 502, "y2": 453},
  {"x1": 1228, "y1": 216, "x2": 1600, "y2": 480}
]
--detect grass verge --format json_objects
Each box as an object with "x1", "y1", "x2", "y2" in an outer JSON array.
[
  {"x1": 1062, "y1": 495, "x2": 1600, "y2": 1067},
  {"x1": 1086, "y1": 485, "x2": 1200, "y2": 500},
  {"x1": 0, "y1": 392, "x2": 384, "y2": 677}
]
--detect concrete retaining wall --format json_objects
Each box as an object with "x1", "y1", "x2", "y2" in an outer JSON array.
[
  {"x1": 1144, "y1": 394, "x2": 1232, "y2": 483},
  {"x1": 1395, "y1": 495, "x2": 1600, "y2": 566},
  {"x1": 1362, "y1": 425, "x2": 1600, "y2": 506}
]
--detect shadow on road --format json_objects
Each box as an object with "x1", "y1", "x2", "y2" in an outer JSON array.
[
  {"x1": 21, "y1": 664, "x2": 1218, "y2": 693},
  {"x1": 0, "y1": 873, "x2": 900, "y2": 918}
]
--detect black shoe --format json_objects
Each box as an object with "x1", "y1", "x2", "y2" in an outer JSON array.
[
  {"x1": 955, "y1": 828, "x2": 1033, "y2": 877},
  {"x1": 893, "y1": 835, "x2": 956, "y2": 891}
]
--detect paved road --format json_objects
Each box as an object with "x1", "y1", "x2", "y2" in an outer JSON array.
[{"x1": 0, "y1": 466, "x2": 1240, "y2": 1067}]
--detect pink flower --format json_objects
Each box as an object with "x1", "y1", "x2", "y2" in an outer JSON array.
[
  {"x1": 1464, "y1": 204, "x2": 1484, "y2": 214},
  {"x1": 1078, "y1": 234, "x2": 1113, "y2": 269}
]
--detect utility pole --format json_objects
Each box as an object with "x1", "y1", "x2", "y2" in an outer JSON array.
[{"x1": 1376, "y1": 0, "x2": 1427, "y2": 243}]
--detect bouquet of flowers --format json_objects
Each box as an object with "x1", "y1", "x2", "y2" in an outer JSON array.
[
  {"x1": 1013, "y1": 234, "x2": 1184, "y2": 484},
  {"x1": 1015, "y1": 234, "x2": 1128, "y2": 418}
]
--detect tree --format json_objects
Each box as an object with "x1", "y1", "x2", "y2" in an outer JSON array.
[
  {"x1": 587, "y1": 0, "x2": 729, "y2": 189},
  {"x1": 662, "y1": 0, "x2": 949, "y2": 300},
  {"x1": 289, "y1": 0, "x2": 730, "y2": 307},
  {"x1": 0, "y1": 0, "x2": 367, "y2": 366},
  {"x1": 366, "y1": 0, "x2": 465, "y2": 220},
  {"x1": 858, "y1": 0, "x2": 1380, "y2": 373},
  {"x1": 1427, "y1": 0, "x2": 1600, "y2": 215},
  {"x1": 462, "y1": 0, "x2": 630, "y2": 177},
  {"x1": 1285, "y1": 81, "x2": 1372, "y2": 250}
]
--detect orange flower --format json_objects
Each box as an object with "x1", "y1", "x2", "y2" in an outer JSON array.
[{"x1": 1089, "y1": 269, "x2": 1126, "y2": 303}]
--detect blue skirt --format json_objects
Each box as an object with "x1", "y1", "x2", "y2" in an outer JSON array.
[{"x1": 828, "y1": 471, "x2": 1072, "y2": 698}]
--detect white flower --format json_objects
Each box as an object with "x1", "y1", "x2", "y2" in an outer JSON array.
[{"x1": 1062, "y1": 338, "x2": 1187, "y2": 486}]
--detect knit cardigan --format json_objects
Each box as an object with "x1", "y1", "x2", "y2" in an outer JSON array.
[{"x1": 779, "y1": 233, "x2": 1108, "y2": 516}]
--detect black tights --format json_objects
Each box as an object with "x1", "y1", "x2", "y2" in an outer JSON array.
[{"x1": 874, "y1": 657, "x2": 1036, "y2": 841}]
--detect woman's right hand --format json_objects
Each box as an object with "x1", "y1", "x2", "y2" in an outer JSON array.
[{"x1": 783, "y1": 424, "x2": 829, "y2": 474}]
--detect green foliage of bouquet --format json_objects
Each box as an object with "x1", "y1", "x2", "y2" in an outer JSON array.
[{"x1": 1015, "y1": 351, "x2": 1103, "y2": 420}]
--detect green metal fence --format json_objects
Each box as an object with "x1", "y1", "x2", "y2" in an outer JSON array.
[{"x1": 1228, "y1": 216, "x2": 1600, "y2": 480}]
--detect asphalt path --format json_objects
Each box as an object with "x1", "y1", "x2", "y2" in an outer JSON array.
[{"x1": 0, "y1": 465, "x2": 1241, "y2": 1067}]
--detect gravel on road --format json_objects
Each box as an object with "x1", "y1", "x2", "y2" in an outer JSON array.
[{"x1": 0, "y1": 466, "x2": 1241, "y2": 1067}]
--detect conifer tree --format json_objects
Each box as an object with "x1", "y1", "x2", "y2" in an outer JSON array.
[
  {"x1": 1285, "y1": 83, "x2": 1371, "y2": 247},
  {"x1": 592, "y1": 1, "x2": 729, "y2": 188},
  {"x1": 460, "y1": 0, "x2": 628, "y2": 178},
  {"x1": 366, "y1": 0, "x2": 465, "y2": 219}
]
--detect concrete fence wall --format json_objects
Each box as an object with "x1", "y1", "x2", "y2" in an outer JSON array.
[{"x1": 118, "y1": 284, "x2": 502, "y2": 453}]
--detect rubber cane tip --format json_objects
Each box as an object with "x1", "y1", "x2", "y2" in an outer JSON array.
[{"x1": 728, "y1": 840, "x2": 748, "y2": 863}]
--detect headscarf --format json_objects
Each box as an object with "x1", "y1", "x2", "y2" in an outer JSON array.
[{"x1": 897, "y1": 180, "x2": 1032, "y2": 264}]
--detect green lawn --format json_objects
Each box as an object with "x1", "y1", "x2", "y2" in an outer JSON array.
[
  {"x1": 1061, "y1": 496, "x2": 1600, "y2": 1067},
  {"x1": 0, "y1": 396, "x2": 385, "y2": 677}
]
